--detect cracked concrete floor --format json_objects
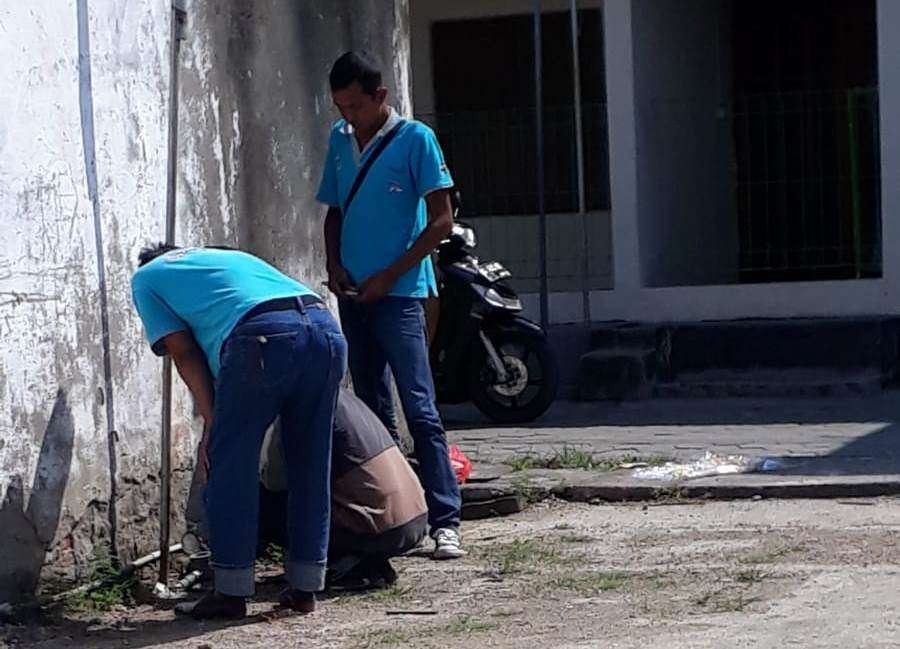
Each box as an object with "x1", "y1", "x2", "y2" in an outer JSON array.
[{"x1": 5, "y1": 498, "x2": 900, "y2": 649}]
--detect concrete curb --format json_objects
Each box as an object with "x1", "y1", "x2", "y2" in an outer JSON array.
[{"x1": 461, "y1": 467, "x2": 900, "y2": 514}]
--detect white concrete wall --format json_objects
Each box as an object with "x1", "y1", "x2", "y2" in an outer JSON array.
[
  {"x1": 0, "y1": 1, "x2": 196, "y2": 599},
  {"x1": 0, "y1": 0, "x2": 411, "y2": 601}
]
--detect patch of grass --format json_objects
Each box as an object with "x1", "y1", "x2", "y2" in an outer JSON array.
[
  {"x1": 593, "y1": 454, "x2": 670, "y2": 471},
  {"x1": 711, "y1": 594, "x2": 753, "y2": 613},
  {"x1": 553, "y1": 571, "x2": 627, "y2": 595},
  {"x1": 736, "y1": 568, "x2": 767, "y2": 584},
  {"x1": 505, "y1": 448, "x2": 671, "y2": 472},
  {"x1": 354, "y1": 616, "x2": 497, "y2": 647},
  {"x1": 443, "y1": 615, "x2": 498, "y2": 635},
  {"x1": 484, "y1": 539, "x2": 562, "y2": 575},
  {"x1": 506, "y1": 455, "x2": 542, "y2": 471},
  {"x1": 362, "y1": 583, "x2": 413, "y2": 604},
  {"x1": 740, "y1": 545, "x2": 801, "y2": 565},
  {"x1": 509, "y1": 476, "x2": 545, "y2": 504},
  {"x1": 65, "y1": 549, "x2": 133, "y2": 613},
  {"x1": 649, "y1": 576, "x2": 675, "y2": 590},
  {"x1": 356, "y1": 627, "x2": 415, "y2": 647},
  {"x1": 694, "y1": 590, "x2": 755, "y2": 614}
]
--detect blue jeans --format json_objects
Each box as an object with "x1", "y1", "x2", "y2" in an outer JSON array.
[
  {"x1": 205, "y1": 303, "x2": 346, "y2": 596},
  {"x1": 339, "y1": 297, "x2": 461, "y2": 531}
]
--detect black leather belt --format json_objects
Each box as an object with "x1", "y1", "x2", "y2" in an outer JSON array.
[{"x1": 239, "y1": 295, "x2": 325, "y2": 325}]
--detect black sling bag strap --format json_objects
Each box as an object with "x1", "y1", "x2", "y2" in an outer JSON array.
[{"x1": 342, "y1": 119, "x2": 407, "y2": 216}]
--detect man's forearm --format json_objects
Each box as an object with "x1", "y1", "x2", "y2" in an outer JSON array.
[
  {"x1": 383, "y1": 190, "x2": 453, "y2": 281},
  {"x1": 384, "y1": 221, "x2": 451, "y2": 282},
  {"x1": 172, "y1": 348, "x2": 215, "y2": 424}
]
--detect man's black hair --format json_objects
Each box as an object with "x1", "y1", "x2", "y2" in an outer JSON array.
[
  {"x1": 138, "y1": 243, "x2": 179, "y2": 267},
  {"x1": 329, "y1": 51, "x2": 383, "y2": 96}
]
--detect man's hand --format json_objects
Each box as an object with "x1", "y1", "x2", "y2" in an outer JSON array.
[
  {"x1": 355, "y1": 269, "x2": 397, "y2": 304},
  {"x1": 160, "y1": 331, "x2": 215, "y2": 478},
  {"x1": 327, "y1": 263, "x2": 354, "y2": 298},
  {"x1": 197, "y1": 421, "x2": 211, "y2": 477}
]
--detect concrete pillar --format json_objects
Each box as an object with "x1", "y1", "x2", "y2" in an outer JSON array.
[{"x1": 602, "y1": 0, "x2": 642, "y2": 291}]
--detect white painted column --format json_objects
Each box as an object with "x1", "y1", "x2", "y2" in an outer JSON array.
[
  {"x1": 877, "y1": 0, "x2": 900, "y2": 299},
  {"x1": 601, "y1": 0, "x2": 642, "y2": 292}
]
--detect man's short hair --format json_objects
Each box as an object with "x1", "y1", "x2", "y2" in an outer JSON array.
[
  {"x1": 329, "y1": 51, "x2": 383, "y2": 96},
  {"x1": 138, "y1": 243, "x2": 179, "y2": 267}
]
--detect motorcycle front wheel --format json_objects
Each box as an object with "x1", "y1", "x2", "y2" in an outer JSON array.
[{"x1": 468, "y1": 332, "x2": 559, "y2": 424}]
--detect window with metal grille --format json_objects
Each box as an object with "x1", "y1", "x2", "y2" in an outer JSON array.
[
  {"x1": 732, "y1": 0, "x2": 881, "y2": 282},
  {"x1": 422, "y1": 10, "x2": 610, "y2": 218}
]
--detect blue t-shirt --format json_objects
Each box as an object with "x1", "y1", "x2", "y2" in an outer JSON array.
[
  {"x1": 131, "y1": 248, "x2": 316, "y2": 376},
  {"x1": 316, "y1": 117, "x2": 454, "y2": 298}
]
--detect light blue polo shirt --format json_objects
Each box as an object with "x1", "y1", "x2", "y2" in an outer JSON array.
[
  {"x1": 316, "y1": 111, "x2": 454, "y2": 298},
  {"x1": 131, "y1": 248, "x2": 316, "y2": 376}
]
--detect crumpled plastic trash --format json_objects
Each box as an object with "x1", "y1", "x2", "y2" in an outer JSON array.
[
  {"x1": 756, "y1": 457, "x2": 783, "y2": 472},
  {"x1": 632, "y1": 451, "x2": 758, "y2": 481}
]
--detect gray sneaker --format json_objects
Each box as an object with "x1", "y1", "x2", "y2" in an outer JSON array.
[{"x1": 433, "y1": 527, "x2": 466, "y2": 560}]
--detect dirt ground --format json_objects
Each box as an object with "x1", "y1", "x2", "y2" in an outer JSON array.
[{"x1": 5, "y1": 498, "x2": 900, "y2": 649}]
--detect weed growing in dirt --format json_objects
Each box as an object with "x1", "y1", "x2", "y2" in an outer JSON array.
[
  {"x1": 354, "y1": 615, "x2": 496, "y2": 647},
  {"x1": 736, "y1": 568, "x2": 767, "y2": 584},
  {"x1": 553, "y1": 572, "x2": 627, "y2": 595},
  {"x1": 509, "y1": 476, "x2": 545, "y2": 504},
  {"x1": 356, "y1": 627, "x2": 415, "y2": 647},
  {"x1": 65, "y1": 549, "x2": 134, "y2": 613},
  {"x1": 362, "y1": 583, "x2": 413, "y2": 604},
  {"x1": 740, "y1": 545, "x2": 801, "y2": 565},
  {"x1": 506, "y1": 455, "x2": 542, "y2": 471},
  {"x1": 443, "y1": 615, "x2": 498, "y2": 634},
  {"x1": 694, "y1": 589, "x2": 757, "y2": 614},
  {"x1": 505, "y1": 448, "x2": 670, "y2": 472},
  {"x1": 483, "y1": 539, "x2": 562, "y2": 575}
]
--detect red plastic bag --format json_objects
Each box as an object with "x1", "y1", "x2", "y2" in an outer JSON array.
[{"x1": 449, "y1": 445, "x2": 473, "y2": 485}]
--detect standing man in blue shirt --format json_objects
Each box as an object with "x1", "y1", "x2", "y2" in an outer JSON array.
[
  {"x1": 317, "y1": 51, "x2": 464, "y2": 559},
  {"x1": 131, "y1": 245, "x2": 347, "y2": 619}
]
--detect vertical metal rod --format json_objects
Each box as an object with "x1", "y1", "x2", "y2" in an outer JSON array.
[
  {"x1": 569, "y1": 0, "x2": 590, "y2": 325},
  {"x1": 159, "y1": 0, "x2": 187, "y2": 588},
  {"x1": 534, "y1": 0, "x2": 549, "y2": 329}
]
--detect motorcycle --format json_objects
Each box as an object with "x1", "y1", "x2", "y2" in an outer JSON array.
[{"x1": 429, "y1": 194, "x2": 559, "y2": 423}]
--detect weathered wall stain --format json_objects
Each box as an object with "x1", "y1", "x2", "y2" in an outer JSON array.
[{"x1": 0, "y1": 0, "x2": 412, "y2": 601}]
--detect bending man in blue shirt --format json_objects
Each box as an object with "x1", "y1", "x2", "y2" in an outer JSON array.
[
  {"x1": 131, "y1": 245, "x2": 346, "y2": 619},
  {"x1": 317, "y1": 51, "x2": 464, "y2": 559}
]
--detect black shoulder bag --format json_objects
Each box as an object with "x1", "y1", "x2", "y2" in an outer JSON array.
[{"x1": 342, "y1": 120, "x2": 406, "y2": 216}]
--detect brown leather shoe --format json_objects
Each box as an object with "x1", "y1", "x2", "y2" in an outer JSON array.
[
  {"x1": 174, "y1": 591, "x2": 246, "y2": 620},
  {"x1": 278, "y1": 589, "x2": 316, "y2": 614}
]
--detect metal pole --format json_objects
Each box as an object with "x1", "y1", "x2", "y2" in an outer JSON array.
[
  {"x1": 159, "y1": 0, "x2": 187, "y2": 589},
  {"x1": 534, "y1": 0, "x2": 549, "y2": 330},
  {"x1": 570, "y1": 0, "x2": 591, "y2": 325}
]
